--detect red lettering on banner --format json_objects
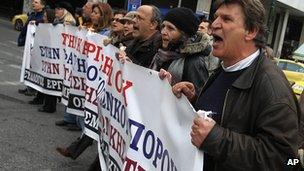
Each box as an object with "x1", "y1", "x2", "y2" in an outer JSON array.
[
  {"x1": 61, "y1": 33, "x2": 69, "y2": 46},
  {"x1": 82, "y1": 41, "x2": 96, "y2": 56},
  {"x1": 71, "y1": 76, "x2": 86, "y2": 91},
  {"x1": 41, "y1": 60, "x2": 59, "y2": 74},
  {"x1": 124, "y1": 157, "x2": 145, "y2": 171},
  {"x1": 94, "y1": 45, "x2": 104, "y2": 62},
  {"x1": 85, "y1": 86, "x2": 98, "y2": 106}
]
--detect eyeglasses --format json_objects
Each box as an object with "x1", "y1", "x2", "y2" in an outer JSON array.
[{"x1": 112, "y1": 18, "x2": 121, "y2": 23}]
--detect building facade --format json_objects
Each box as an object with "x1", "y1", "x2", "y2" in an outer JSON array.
[{"x1": 19, "y1": 0, "x2": 304, "y2": 59}]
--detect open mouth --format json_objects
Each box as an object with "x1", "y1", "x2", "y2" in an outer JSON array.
[
  {"x1": 213, "y1": 34, "x2": 223, "y2": 43},
  {"x1": 133, "y1": 26, "x2": 139, "y2": 31}
]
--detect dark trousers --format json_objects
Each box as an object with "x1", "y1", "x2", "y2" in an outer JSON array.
[
  {"x1": 43, "y1": 94, "x2": 57, "y2": 111},
  {"x1": 67, "y1": 134, "x2": 94, "y2": 159},
  {"x1": 87, "y1": 155, "x2": 101, "y2": 171}
]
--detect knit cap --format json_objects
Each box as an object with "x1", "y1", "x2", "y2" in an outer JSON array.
[{"x1": 163, "y1": 7, "x2": 199, "y2": 37}]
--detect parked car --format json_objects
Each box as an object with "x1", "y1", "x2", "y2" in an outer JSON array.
[
  {"x1": 12, "y1": 13, "x2": 28, "y2": 31},
  {"x1": 277, "y1": 59, "x2": 304, "y2": 98}
]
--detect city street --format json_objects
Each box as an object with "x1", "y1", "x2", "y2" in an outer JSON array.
[{"x1": 0, "y1": 17, "x2": 96, "y2": 170}]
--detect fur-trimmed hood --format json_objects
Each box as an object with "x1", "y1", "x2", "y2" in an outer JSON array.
[{"x1": 179, "y1": 32, "x2": 212, "y2": 56}]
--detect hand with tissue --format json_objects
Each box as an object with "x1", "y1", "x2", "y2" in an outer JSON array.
[{"x1": 190, "y1": 110, "x2": 216, "y2": 148}]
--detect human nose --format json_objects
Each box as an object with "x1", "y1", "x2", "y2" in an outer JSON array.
[{"x1": 211, "y1": 17, "x2": 221, "y2": 30}]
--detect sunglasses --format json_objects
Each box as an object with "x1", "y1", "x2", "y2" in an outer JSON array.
[{"x1": 112, "y1": 18, "x2": 121, "y2": 23}]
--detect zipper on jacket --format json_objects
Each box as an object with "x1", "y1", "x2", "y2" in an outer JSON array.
[{"x1": 220, "y1": 89, "x2": 230, "y2": 126}]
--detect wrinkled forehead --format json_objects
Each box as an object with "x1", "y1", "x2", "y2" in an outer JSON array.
[
  {"x1": 214, "y1": 3, "x2": 244, "y2": 19},
  {"x1": 136, "y1": 6, "x2": 153, "y2": 18}
]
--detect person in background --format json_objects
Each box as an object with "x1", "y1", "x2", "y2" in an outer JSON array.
[
  {"x1": 90, "y1": 2, "x2": 113, "y2": 36},
  {"x1": 28, "y1": 8, "x2": 57, "y2": 113},
  {"x1": 198, "y1": 17, "x2": 220, "y2": 75},
  {"x1": 198, "y1": 18, "x2": 211, "y2": 35},
  {"x1": 43, "y1": 8, "x2": 55, "y2": 23},
  {"x1": 36, "y1": 8, "x2": 58, "y2": 113},
  {"x1": 103, "y1": 9, "x2": 127, "y2": 47},
  {"x1": 56, "y1": 2, "x2": 113, "y2": 162},
  {"x1": 118, "y1": 11, "x2": 137, "y2": 47},
  {"x1": 81, "y1": 0, "x2": 99, "y2": 26},
  {"x1": 151, "y1": 7, "x2": 209, "y2": 98},
  {"x1": 53, "y1": 1, "x2": 76, "y2": 26},
  {"x1": 53, "y1": 1, "x2": 78, "y2": 129},
  {"x1": 173, "y1": 0, "x2": 301, "y2": 170},
  {"x1": 122, "y1": 5, "x2": 162, "y2": 68},
  {"x1": 75, "y1": 7, "x2": 83, "y2": 26},
  {"x1": 18, "y1": 0, "x2": 46, "y2": 96}
]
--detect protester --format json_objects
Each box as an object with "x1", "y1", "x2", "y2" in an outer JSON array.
[
  {"x1": 197, "y1": 17, "x2": 220, "y2": 75},
  {"x1": 53, "y1": 1, "x2": 78, "y2": 129},
  {"x1": 53, "y1": 1, "x2": 76, "y2": 26},
  {"x1": 172, "y1": 0, "x2": 301, "y2": 170},
  {"x1": 119, "y1": 11, "x2": 136, "y2": 47},
  {"x1": 90, "y1": 2, "x2": 113, "y2": 35},
  {"x1": 37, "y1": 8, "x2": 58, "y2": 113},
  {"x1": 27, "y1": 8, "x2": 58, "y2": 112},
  {"x1": 198, "y1": 18, "x2": 211, "y2": 35},
  {"x1": 43, "y1": 8, "x2": 55, "y2": 23},
  {"x1": 150, "y1": 7, "x2": 209, "y2": 97},
  {"x1": 103, "y1": 9, "x2": 127, "y2": 46},
  {"x1": 75, "y1": 7, "x2": 83, "y2": 26},
  {"x1": 81, "y1": 0, "x2": 99, "y2": 27},
  {"x1": 122, "y1": 5, "x2": 162, "y2": 68},
  {"x1": 18, "y1": 0, "x2": 46, "y2": 96},
  {"x1": 56, "y1": 2, "x2": 114, "y2": 163}
]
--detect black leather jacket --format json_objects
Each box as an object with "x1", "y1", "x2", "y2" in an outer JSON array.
[{"x1": 196, "y1": 52, "x2": 301, "y2": 171}]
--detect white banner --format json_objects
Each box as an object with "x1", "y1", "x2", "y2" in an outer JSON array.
[
  {"x1": 21, "y1": 24, "x2": 204, "y2": 170},
  {"x1": 122, "y1": 63, "x2": 204, "y2": 170}
]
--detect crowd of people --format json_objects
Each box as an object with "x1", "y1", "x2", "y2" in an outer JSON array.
[{"x1": 16, "y1": 0, "x2": 303, "y2": 170}]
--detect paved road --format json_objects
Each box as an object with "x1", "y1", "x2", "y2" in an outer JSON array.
[{"x1": 0, "y1": 17, "x2": 96, "y2": 170}]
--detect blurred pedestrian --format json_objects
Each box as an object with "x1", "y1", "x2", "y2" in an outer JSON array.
[{"x1": 173, "y1": 0, "x2": 301, "y2": 170}]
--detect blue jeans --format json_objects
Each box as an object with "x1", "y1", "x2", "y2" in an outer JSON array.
[
  {"x1": 63, "y1": 107, "x2": 76, "y2": 124},
  {"x1": 76, "y1": 116, "x2": 85, "y2": 131}
]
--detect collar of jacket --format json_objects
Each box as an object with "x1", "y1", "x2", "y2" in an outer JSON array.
[
  {"x1": 201, "y1": 49, "x2": 264, "y2": 92},
  {"x1": 231, "y1": 51, "x2": 264, "y2": 89},
  {"x1": 137, "y1": 31, "x2": 161, "y2": 47},
  {"x1": 179, "y1": 32, "x2": 211, "y2": 55}
]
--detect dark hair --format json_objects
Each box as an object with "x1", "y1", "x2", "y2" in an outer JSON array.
[
  {"x1": 113, "y1": 9, "x2": 127, "y2": 16},
  {"x1": 44, "y1": 8, "x2": 55, "y2": 23},
  {"x1": 92, "y1": 2, "x2": 113, "y2": 32},
  {"x1": 201, "y1": 18, "x2": 211, "y2": 25},
  {"x1": 75, "y1": 7, "x2": 83, "y2": 16},
  {"x1": 149, "y1": 5, "x2": 162, "y2": 31},
  {"x1": 40, "y1": 0, "x2": 47, "y2": 6},
  {"x1": 214, "y1": 0, "x2": 267, "y2": 48}
]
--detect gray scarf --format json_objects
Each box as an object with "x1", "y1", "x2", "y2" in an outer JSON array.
[{"x1": 150, "y1": 49, "x2": 185, "y2": 85}]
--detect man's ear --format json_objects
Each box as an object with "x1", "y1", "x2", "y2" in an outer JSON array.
[
  {"x1": 245, "y1": 28, "x2": 258, "y2": 41},
  {"x1": 150, "y1": 21, "x2": 158, "y2": 30}
]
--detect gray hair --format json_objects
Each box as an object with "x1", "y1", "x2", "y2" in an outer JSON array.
[
  {"x1": 88, "y1": 0, "x2": 100, "y2": 4},
  {"x1": 149, "y1": 5, "x2": 162, "y2": 31}
]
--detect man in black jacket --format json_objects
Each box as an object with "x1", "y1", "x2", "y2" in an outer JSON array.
[
  {"x1": 124, "y1": 5, "x2": 162, "y2": 68},
  {"x1": 172, "y1": 0, "x2": 301, "y2": 170}
]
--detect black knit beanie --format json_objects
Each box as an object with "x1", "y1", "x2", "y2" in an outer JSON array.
[{"x1": 163, "y1": 7, "x2": 199, "y2": 37}]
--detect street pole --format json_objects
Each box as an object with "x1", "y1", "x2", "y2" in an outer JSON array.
[
  {"x1": 267, "y1": 0, "x2": 277, "y2": 29},
  {"x1": 178, "y1": 0, "x2": 182, "y2": 7}
]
